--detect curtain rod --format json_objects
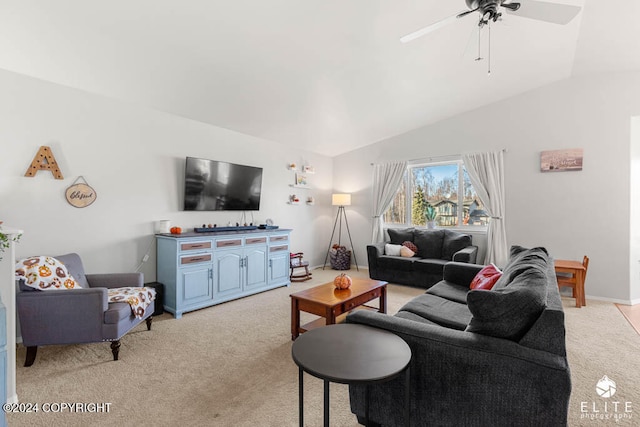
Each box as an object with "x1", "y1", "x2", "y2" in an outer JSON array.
[{"x1": 370, "y1": 148, "x2": 507, "y2": 166}]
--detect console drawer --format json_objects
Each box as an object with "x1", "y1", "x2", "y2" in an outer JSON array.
[
  {"x1": 181, "y1": 241, "x2": 212, "y2": 251},
  {"x1": 246, "y1": 237, "x2": 267, "y2": 245},
  {"x1": 270, "y1": 245, "x2": 288, "y2": 253},
  {"x1": 180, "y1": 254, "x2": 212, "y2": 265},
  {"x1": 216, "y1": 239, "x2": 242, "y2": 248},
  {"x1": 270, "y1": 235, "x2": 289, "y2": 243}
]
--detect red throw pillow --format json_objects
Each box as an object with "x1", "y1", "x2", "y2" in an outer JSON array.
[{"x1": 470, "y1": 264, "x2": 502, "y2": 290}]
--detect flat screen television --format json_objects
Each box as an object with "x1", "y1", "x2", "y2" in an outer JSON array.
[{"x1": 183, "y1": 157, "x2": 263, "y2": 211}]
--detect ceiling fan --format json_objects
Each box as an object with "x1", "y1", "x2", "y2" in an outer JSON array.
[
  {"x1": 400, "y1": 1, "x2": 582, "y2": 73},
  {"x1": 400, "y1": 0, "x2": 582, "y2": 44}
]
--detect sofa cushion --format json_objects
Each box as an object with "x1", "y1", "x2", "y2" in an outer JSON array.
[
  {"x1": 426, "y1": 281, "x2": 469, "y2": 304},
  {"x1": 470, "y1": 264, "x2": 502, "y2": 290},
  {"x1": 442, "y1": 230, "x2": 472, "y2": 260},
  {"x1": 413, "y1": 229, "x2": 445, "y2": 259},
  {"x1": 465, "y1": 268, "x2": 547, "y2": 341},
  {"x1": 384, "y1": 243, "x2": 403, "y2": 256},
  {"x1": 104, "y1": 302, "x2": 133, "y2": 324},
  {"x1": 387, "y1": 228, "x2": 414, "y2": 244},
  {"x1": 413, "y1": 258, "x2": 448, "y2": 275},
  {"x1": 395, "y1": 310, "x2": 440, "y2": 326},
  {"x1": 400, "y1": 294, "x2": 472, "y2": 330},
  {"x1": 377, "y1": 255, "x2": 415, "y2": 272},
  {"x1": 493, "y1": 246, "x2": 549, "y2": 290}
]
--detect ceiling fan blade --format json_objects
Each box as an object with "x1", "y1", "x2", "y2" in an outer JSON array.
[
  {"x1": 400, "y1": 11, "x2": 471, "y2": 43},
  {"x1": 505, "y1": 0, "x2": 581, "y2": 25}
]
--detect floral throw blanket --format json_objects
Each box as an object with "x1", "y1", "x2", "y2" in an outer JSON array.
[{"x1": 108, "y1": 287, "x2": 156, "y2": 319}]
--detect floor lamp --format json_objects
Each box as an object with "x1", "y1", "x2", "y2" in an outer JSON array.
[{"x1": 323, "y1": 193, "x2": 359, "y2": 271}]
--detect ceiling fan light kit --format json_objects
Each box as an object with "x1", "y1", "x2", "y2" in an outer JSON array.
[{"x1": 401, "y1": 0, "x2": 581, "y2": 72}]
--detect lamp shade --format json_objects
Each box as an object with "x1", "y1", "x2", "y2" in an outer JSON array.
[{"x1": 332, "y1": 193, "x2": 351, "y2": 206}]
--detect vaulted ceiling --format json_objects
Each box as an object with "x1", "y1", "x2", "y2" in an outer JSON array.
[{"x1": 1, "y1": 1, "x2": 638, "y2": 157}]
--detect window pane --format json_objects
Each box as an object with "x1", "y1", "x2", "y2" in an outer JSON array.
[
  {"x1": 411, "y1": 164, "x2": 459, "y2": 227},
  {"x1": 382, "y1": 175, "x2": 406, "y2": 224}
]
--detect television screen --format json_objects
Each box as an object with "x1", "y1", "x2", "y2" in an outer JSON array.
[{"x1": 184, "y1": 157, "x2": 263, "y2": 211}]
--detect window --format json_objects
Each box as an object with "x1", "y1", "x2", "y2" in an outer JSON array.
[{"x1": 383, "y1": 159, "x2": 487, "y2": 228}]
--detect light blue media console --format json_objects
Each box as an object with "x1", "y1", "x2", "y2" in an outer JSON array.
[{"x1": 156, "y1": 229, "x2": 291, "y2": 318}]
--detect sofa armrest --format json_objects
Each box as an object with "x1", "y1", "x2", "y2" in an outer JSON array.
[
  {"x1": 346, "y1": 310, "x2": 571, "y2": 426},
  {"x1": 442, "y1": 261, "x2": 484, "y2": 287},
  {"x1": 366, "y1": 243, "x2": 385, "y2": 269},
  {"x1": 86, "y1": 273, "x2": 143, "y2": 289},
  {"x1": 452, "y1": 245, "x2": 478, "y2": 263},
  {"x1": 16, "y1": 288, "x2": 109, "y2": 346}
]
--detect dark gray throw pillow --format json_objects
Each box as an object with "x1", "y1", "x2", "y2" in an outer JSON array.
[
  {"x1": 413, "y1": 229, "x2": 445, "y2": 259},
  {"x1": 465, "y1": 268, "x2": 547, "y2": 341},
  {"x1": 387, "y1": 228, "x2": 414, "y2": 245},
  {"x1": 442, "y1": 230, "x2": 472, "y2": 260}
]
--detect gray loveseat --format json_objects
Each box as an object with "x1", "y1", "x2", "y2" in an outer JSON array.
[
  {"x1": 367, "y1": 228, "x2": 478, "y2": 288},
  {"x1": 347, "y1": 246, "x2": 571, "y2": 426}
]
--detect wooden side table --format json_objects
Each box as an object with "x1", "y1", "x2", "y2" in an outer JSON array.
[
  {"x1": 291, "y1": 324, "x2": 411, "y2": 427},
  {"x1": 555, "y1": 258, "x2": 588, "y2": 308}
]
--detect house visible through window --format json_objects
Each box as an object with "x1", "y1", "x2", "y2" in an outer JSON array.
[{"x1": 383, "y1": 159, "x2": 487, "y2": 228}]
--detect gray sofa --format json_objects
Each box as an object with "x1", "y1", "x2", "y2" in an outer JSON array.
[
  {"x1": 367, "y1": 228, "x2": 478, "y2": 288},
  {"x1": 347, "y1": 246, "x2": 571, "y2": 426},
  {"x1": 16, "y1": 253, "x2": 154, "y2": 366}
]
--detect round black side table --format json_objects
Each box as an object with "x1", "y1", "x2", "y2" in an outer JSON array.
[{"x1": 291, "y1": 324, "x2": 411, "y2": 427}]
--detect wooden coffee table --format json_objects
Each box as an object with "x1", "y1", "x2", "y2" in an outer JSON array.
[{"x1": 290, "y1": 278, "x2": 387, "y2": 340}]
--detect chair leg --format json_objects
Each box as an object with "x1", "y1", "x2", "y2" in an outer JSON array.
[
  {"x1": 110, "y1": 340, "x2": 121, "y2": 361},
  {"x1": 24, "y1": 346, "x2": 38, "y2": 367},
  {"x1": 146, "y1": 316, "x2": 153, "y2": 331}
]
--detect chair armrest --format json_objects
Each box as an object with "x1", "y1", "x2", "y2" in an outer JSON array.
[
  {"x1": 452, "y1": 245, "x2": 478, "y2": 263},
  {"x1": 16, "y1": 288, "x2": 109, "y2": 346},
  {"x1": 86, "y1": 273, "x2": 143, "y2": 289}
]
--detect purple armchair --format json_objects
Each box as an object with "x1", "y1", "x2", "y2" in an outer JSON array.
[{"x1": 16, "y1": 253, "x2": 154, "y2": 366}]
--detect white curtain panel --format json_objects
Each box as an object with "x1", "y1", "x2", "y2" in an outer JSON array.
[
  {"x1": 463, "y1": 151, "x2": 508, "y2": 267},
  {"x1": 371, "y1": 161, "x2": 407, "y2": 243}
]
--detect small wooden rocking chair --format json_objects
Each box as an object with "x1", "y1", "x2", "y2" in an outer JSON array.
[{"x1": 290, "y1": 252, "x2": 312, "y2": 282}]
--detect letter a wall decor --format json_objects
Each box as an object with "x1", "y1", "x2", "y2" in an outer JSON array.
[{"x1": 25, "y1": 145, "x2": 64, "y2": 179}]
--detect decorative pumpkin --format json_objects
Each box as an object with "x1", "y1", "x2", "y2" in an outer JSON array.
[
  {"x1": 334, "y1": 273, "x2": 352, "y2": 290},
  {"x1": 170, "y1": 226, "x2": 182, "y2": 234}
]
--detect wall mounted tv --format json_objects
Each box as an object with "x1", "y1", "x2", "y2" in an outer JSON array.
[{"x1": 184, "y1": 157, "x2": 263, "y2": 211}]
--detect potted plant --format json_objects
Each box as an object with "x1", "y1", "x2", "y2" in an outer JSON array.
[
  {"x1": 425, "y1": 204, "x2": 438, "y2": 229},
  {"x1": 0, "y1": 222, "x2": 21, "y2": 261}
]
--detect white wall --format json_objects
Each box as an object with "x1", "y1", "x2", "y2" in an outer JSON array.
[
  {"x1": 631, "y1": 116, "x2": 640, "y2": 303},
  {"x1": 0, "y1": 68, "x2": 334, "y2": 278},
  {"x1": 334, "y1": 72, "x2": 640, "y2": 304}
]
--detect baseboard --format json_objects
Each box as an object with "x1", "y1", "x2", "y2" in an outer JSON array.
[{"x1": 584, "y1": 295, "x2": 635, "y2": 305}]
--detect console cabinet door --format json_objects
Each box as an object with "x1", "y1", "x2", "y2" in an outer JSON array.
[
  {"x1": 215, "y1": 250, "x2": 243, "y2": 298},
  {"x1": 245, "y1": 246, "x2": 268, "y2": 290},
  {"x1": 179, "y1": 265, "x2": 213, "y2": 307},
  {"x1": 269, "y1": 250, "x2": 290, "y2": 286}
]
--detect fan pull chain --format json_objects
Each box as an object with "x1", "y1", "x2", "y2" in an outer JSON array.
[{"x1": 475, "y1": 24, "x2": 482, "y2": 62}]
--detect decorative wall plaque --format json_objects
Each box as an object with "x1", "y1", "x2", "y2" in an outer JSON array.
[
  {"x1": 65, "y1": 176, "x2": 97, "y2": 208},
  {"x1": 25, "y1": 145, "x2": 64, "y2": 179}
]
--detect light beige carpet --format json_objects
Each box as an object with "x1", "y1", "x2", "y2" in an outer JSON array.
[{"x1": 7, "y1": 269, "x2": 640, "y2": 426}]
